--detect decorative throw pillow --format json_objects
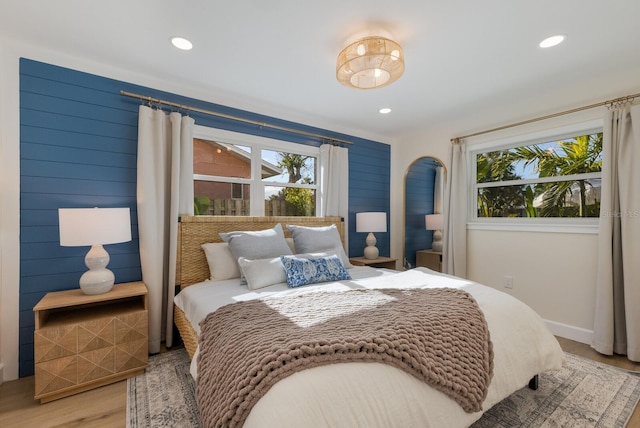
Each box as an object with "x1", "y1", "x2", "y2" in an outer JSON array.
[
  {"x1": 280, "y1": 255, "x2": 351, "y2": 288},
  {"x1": 237, "y1": 256, "x2": 287, "y2": 290},
  {"x1": 220, "y1": 224, "x2": 293, "y2": 265},
  {"x1": 286, "y1": 224, "x2": 352, "y2": 268},
  {"x1": 201, "y1": 242, "x2": 241, "y2": 280}
]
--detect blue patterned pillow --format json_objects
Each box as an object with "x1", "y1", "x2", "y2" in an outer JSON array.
[{"x1": 280, "y1": 255, "x2": 351, "y2": 288}]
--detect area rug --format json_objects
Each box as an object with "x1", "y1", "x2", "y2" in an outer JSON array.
[{"x1": 127, "y1": 349, "x2": 640, "y2": 427}]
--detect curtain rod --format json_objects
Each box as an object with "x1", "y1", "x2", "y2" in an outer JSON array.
[
  {"x1": 120, "y1": 90, "x2": 353, "y2": 145},
  {"x1": 451, "y1": 92, "x2": 640, "y2": 143}
]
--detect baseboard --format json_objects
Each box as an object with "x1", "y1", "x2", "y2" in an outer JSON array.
[{"x1": 544, "y1": 319, "x2": 593, "y2": 345}]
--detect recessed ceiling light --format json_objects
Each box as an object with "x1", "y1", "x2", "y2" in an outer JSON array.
[
  {"x1": 539, "y1": 34, "x2": 566, "y2": 48},
  {"x1": 171, "y1": 36, "x2": 193, "y2": 50},
  {"x1": 379, "y1": 108, "x2": 392, "y2": 114}
]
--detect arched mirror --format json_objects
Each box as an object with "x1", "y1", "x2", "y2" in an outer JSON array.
[{"x1": 403, "y1": 157, "x2": 446, "y2": 270}]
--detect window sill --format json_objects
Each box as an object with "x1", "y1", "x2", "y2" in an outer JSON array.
[{"x1": 467, "y1": 221, "x2": 599, "y2": 234}]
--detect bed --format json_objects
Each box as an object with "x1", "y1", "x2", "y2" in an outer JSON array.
[{"x1": 173, "y1": 215, "x2": 564, "y2": 428}]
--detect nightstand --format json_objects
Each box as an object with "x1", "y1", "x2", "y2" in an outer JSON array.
[
  {"x1": 416, "y1": 250, "x2": 442, "y2": 272},
  {"x1": 33, "y1": 281, "x2": 148, "y2": 403},
  {"x1": 349, "y1": 256, "x2": 397, "y2": 270}
]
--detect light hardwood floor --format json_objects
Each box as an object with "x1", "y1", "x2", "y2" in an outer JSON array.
[{"x1": 1, "y1": 338, "x2": 639, "y2": 427}]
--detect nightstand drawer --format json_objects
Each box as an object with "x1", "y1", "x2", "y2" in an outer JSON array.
[
  {"x1": 349, "y1": 256, "x2": 397, "y2": 269},
  {"x1": 34, "y1": 324, "x2": 78, "y2": 363},
  {"x1": 416, "y1": 250, "x2": 442, "y2": 272}
]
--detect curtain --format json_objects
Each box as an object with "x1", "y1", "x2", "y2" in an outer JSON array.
[
  {"x1": 319, "y1": 144, "x2": 349, "y2": 216},
  {"x1": 442, "y1": 139, "x2": 467, "y2": 278},
  {"x1": 319, "y1": 143, "x2": 349, "y2": 250},
  {"x1": 137, "y1": 105, "x2": 194, "y2": 353},
  {"x1": 592, "y1": 103, "x2": 640, "y2": 361}
]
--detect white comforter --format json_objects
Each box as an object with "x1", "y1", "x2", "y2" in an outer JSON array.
[{"x1": 174, "y1": 267, "x2": 564, "y2": 428}]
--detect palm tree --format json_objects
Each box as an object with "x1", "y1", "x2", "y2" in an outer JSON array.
[
  {"x1": 476, "y1": 151, "x2": 524, "y2": 217},
  {"x1": 511, "y1": 133, "x2": 602, "y2": 217}
]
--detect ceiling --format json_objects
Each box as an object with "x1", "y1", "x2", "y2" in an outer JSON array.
[{"x1": 2, "y1": 0, "x2": 640, "y2": 143}]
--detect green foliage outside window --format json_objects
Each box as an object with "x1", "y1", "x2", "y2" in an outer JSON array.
[
  {"x1": 194, "y1": 195, "x2": 211, "y2": 215},
  {"x1": 268, "y1": 153, "x2": 315, "y2": 216},
  {"x1": 476, "y1": 133, "x2": 603, "y2": 218}
]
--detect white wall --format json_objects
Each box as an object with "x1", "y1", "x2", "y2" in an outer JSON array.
[
  {"x1": 468, "y1": 229, "x2": 597, "y2": 343},
  {"x1": 0, "y1": 40, "x2": 21, "y2": 382}
]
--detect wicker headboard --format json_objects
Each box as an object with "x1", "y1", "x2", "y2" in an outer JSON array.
[{"x1": 177, "y1": 216, "x2": 345, "y2": 289}]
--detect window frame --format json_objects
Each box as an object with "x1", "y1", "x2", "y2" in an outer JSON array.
[
  {"x1": 467, "y1": 119, "x2": 603, "y2": 234},
  {"x1": 193, "y1": 125, "x2": 320, "y2": 216}
]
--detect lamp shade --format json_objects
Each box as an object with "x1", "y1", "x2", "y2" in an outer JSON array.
[
  {"x1": 425, "y1": 214, "x2": 444, "y2": 231},
  {"x1": 356, "y1": 212, "x2": 387, "y2": 233},
  {"x1": 58, "y1": 207, "x2": 131, "y2": 295},
  {"x1": 59, "y1": 207, "x2": 131, "y2": 246},
  {"x1": 336, "y1": 36, "x2": 405, "y2": 90}
]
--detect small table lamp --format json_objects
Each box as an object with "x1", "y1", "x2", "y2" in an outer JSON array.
[
  {"x1": 59, "y1": 207, "x2": 132, "y2": 295},
  {"x1": 356, "y1": 212, "x2": 387, "y2": 259},
  {"x1": 425, "y1": 213, "x2": 444, "y2": 252}
]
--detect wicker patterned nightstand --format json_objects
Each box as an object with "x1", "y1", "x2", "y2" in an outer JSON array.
[
  {"x1": 349, "y1": 256, "x2": 397, "y2": 269},
  {"x1": 33, "y1": 282, "x2": 148, "y2": 403},
  {"x1": 416, "y1": 250, "x2": 442, "y2": 272}
]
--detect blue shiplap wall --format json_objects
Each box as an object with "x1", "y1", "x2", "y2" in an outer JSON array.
[
  {"x1": 19, "y1": 58, "x2": 390, "y2": 377},
  {"x1": 404, "y1": 158, "x2": 439, "y2": 268},
  {"x1": 348, "y1": 142, "x2": 391, "y2": 258}
]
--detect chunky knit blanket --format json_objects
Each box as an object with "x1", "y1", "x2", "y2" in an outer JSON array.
[{"x1": 197, "y1": 288, "x2": 493, "y2": 428}]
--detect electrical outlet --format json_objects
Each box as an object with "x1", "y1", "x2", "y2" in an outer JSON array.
[{"x1": 504, "y1": 275, "x2": 513, "y2": 289}]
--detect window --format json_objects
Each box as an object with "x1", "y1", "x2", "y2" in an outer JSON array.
[
  {"x1": 262, "y1": 149, "x2": 317, "y2": 216},
  {"x1": 231, "y1": 183, "x2": 243, "y2": 200},
  {"x1": 193, "y1": 138, "x2": 252, "y2": 215},
  {"x1": 192, "y1": 126, "x2": 319, "y2": 216},
  {"x1": 470, "y1": 122, "x2": 603, "y2": 224}
]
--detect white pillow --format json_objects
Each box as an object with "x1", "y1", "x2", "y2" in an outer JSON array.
[
  {"x1": 201, "y1": 242, "x2": 241, "y2": 280},
  {"x1": 296, "y1": 249, "x2": 348, "y2": 263},
  {"x1": 220, "y1": 223, "x2": 293, "y2": 264},
  {"x1": 237, "y1": 256, "x2": 287, "y2": 290},
  {"x1": 286, "y1": 224, "x2": 352, "y2": 268},
  {"x1": 285, "y1": 237, "x2": 296, "y2": 254}
]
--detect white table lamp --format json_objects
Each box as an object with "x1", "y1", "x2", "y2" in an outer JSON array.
[
  {"x1": 59, "y1": 207, "x2": 132, "y2": 295},
  {"x1": 356, "y1": 212, "x2": 387, "y2": 259},
  {"x1": 425, "y1": 213, "x2": 444, "y2": 252}
]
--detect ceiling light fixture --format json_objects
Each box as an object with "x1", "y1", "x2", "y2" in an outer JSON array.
[
  {"x1": 379, "y1": 108, "x2": 392, "y2": 114},
  {"x1": 539, "y1": 34, "x2": 566, "y2": 48},
  {"x1": 336, "y1": 36, "x2": 405, "y2": 90},
  {"x1": 171, "y1": 36, "x2": 193, "y2": 50}
]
